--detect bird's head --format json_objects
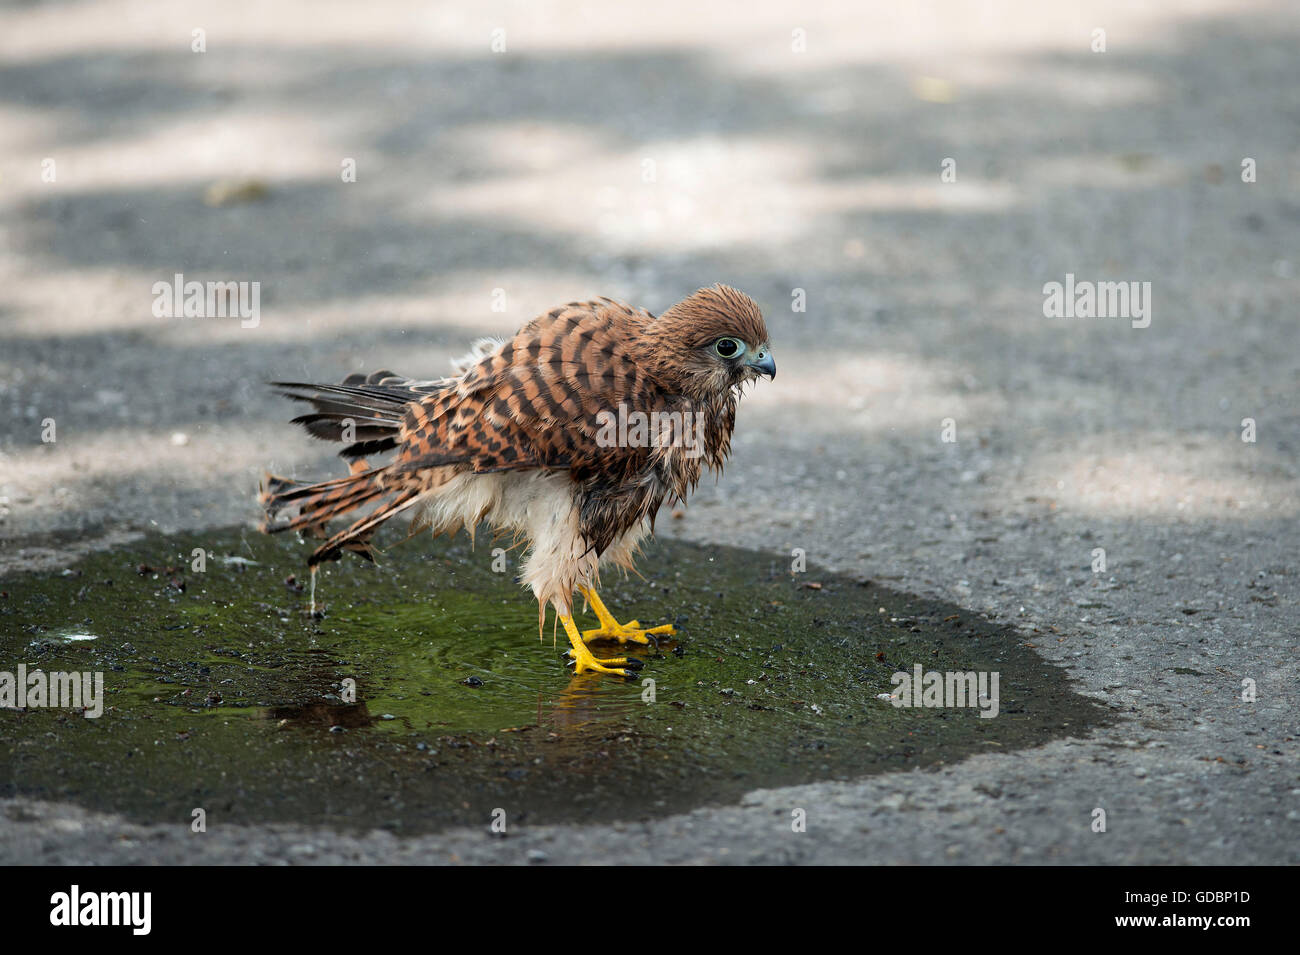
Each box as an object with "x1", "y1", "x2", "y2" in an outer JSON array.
[{"x1": 644, "y1": 285, "x2": 774, "y2": 400}]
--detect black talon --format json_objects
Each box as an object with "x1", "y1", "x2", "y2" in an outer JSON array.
[{"x1": 623, "y1": 657, "x2": 645, "y2": 670}]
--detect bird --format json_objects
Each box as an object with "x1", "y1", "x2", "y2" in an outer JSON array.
[{"x1": 259, "y1": 284, "x2": 774, "y2": 678}]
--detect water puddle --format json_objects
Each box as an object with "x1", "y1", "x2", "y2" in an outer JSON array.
[{"x1": 0, "y1": 528, "x2": 1108, "y2": 833}]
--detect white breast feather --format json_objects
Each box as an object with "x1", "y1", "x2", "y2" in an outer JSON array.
[{"x1": 417, "y1": 470, "x2": 648, "y2": 616}]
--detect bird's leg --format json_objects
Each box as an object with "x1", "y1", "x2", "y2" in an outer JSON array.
[
  {"x1": 578, "y1": 586, "x2": 676, "y2": 647},
  {"x1": 560, "y1": 612, "x2": 643, "y2": 678}
]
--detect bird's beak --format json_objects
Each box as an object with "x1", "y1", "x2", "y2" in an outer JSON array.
[{"x1": 747, "y1": 349, "x2": 776, "y2": 380}]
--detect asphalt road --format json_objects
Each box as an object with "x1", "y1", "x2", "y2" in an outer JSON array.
[{"x1": 0, "y1": 0, "x2": 1296, "y2": 864}]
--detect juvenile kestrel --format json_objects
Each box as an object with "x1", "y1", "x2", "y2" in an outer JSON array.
[{"x1": 260, "y1": 285, "x2": 774, "y2": 678}]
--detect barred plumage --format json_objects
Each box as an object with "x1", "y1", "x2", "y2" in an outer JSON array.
[{"x1": 261, "y1": 284, "x2": 774, "y2": 677}]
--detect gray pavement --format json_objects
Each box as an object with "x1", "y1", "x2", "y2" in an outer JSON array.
[{"x1": 0, "y1": 0, "x2": 1296, "y2": 864}]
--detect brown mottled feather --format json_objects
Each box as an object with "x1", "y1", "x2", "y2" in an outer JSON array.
[{"x1": 260, "y1": 285, "x2": 771, "y2": 593}]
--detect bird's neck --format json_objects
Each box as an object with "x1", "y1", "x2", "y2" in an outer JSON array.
[{"x1": 657, "y1": 390, "x2": 737, "y2": 497}]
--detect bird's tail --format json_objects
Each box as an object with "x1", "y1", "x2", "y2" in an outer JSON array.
[
  {"x1": 260, "y1": 370, "x2": 443, "y2": 564},
  {"x1": 260, "y1": 462, "x2": 424, "y2": 565},
  {"x1": 270, "y1": 369, "x2": 447, "y2": 460}
]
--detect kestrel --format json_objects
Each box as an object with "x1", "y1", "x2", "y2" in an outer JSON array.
[{"x1": 260, "y1": 285, "x2": 774, "y2": 678}]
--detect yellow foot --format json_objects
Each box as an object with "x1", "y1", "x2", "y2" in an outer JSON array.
[
  {"x1": 577, "y1": 585, "x2": 676, "y2": 647},
  {"x1": 581, "y1": 620, "x2": 675, "y2": 647},
  {"x1": 559, "y1": 613, "x2": 643, "y2": 678}
]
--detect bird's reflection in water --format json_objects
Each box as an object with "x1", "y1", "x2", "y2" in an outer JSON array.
[
  {"x1": 261, "y1": 701, "x2": 377, "y2": 728},
  {"x1": 534, "y1": 671, "x2": 650, "y2": 758}
]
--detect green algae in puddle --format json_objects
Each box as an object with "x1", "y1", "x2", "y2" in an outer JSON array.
[{"x1": 0, "y1": 528, "x2": 1108, "y2": 833}]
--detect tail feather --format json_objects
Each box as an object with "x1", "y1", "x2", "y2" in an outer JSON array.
[
  {"x1": 262, "y1": 370, "x2": 450, "y2": 564},
  {"x1": 289, "y1": 412, "x2": 402, "y2": 443},
  {"x1": 271, "y1": 369, "x2": 452, "y2": 460},
  {"x1": 308, "y1": 487, "x2": 423, "y2": 565},
  {"x1": 261, "y1": 467, "x2": 422, "y2": 565}
]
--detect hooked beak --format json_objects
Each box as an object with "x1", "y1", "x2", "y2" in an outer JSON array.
[{"x1": 747, "y1": 348, "x2": 776, "y2": 380}]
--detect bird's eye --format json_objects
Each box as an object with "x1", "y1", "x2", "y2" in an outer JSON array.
[{"x1": 713, "y1": 338, "x2": 743, "y2": 359}]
